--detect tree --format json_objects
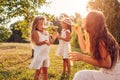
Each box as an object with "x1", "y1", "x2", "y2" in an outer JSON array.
[
  {"x1": 0, "y1": 26, "x2": 11, "y2": 42},
  {"x1": 87, "y1": 0, "x2": 120, "y2": 43},
  {"x1": 0, "y1": 0, "x2": 48, "y2": 24},
  {"x1": 8, "y1": 20, "x2": 29, "y2": 42},
  {"x1": 0, "y1": 0, "x2": 54, "y2": 42},
  {"x1": 71, "y1": 13, "x2": 82, "y2": 48}
]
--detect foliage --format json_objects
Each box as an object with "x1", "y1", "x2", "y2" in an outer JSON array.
[
  {"x1": 0, "y1": 0, "x2": 57, "y2": 42},
  {"x1": 41, "y1": 12, "x2": 55, "y2": 21},
  {"x1": 40, "y1": 13, "x2": 56, "y2": 37},
  {"x1": 87, "y1": 0, "x2": 120, "y2": 43},
  {"x1": 70, "y1": 28, "x2": 79, "y2": 48},
  {"x1": 0, "y1": 0, "x2": 48, "y2": 24},
  {"x1": 8, "y1": 20, "x2": 30, "y2": 42},
  {"x1": 0, "y1": 43, "x2": 97, "y2": 80},
  {"x1": 45, "y1": 24, "x2": 59, "y2": 44},
  {"x1": 0, "y1": 26, "x2": 11, "y2": 41},
  {"x1": 70, "y1": 13, "x2": 82, "y2": 48}
]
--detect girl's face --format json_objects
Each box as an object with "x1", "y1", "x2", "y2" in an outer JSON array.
[
  {"x1": 60, "y1": 21, "x2": 67, "y2": 29},
  {"x1": 36, "y1": 19, "x2": 45, "y2": 31}
]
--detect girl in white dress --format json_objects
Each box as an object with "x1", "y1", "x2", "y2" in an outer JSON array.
[
  {"x1": 69, "y1": 10, "x2": 120, "y2": 80},
  {"x1": 29, "y1": 16, "x2": 57, "y2": 80},
  {"x1": 56, "y1": 14, "x2": 73, "y2": 75}
]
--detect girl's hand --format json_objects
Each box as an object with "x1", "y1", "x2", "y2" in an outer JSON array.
[
  {"x1": 45, "y1": 40, "x2": 51, "y2": 46},
  {"x1": 68, "y1": 52, "x2": 83, "y2": 61},
  {"x1": 52, "y1": 31, "x2": 58, "y2": 40},
  {"x1": 51, "y1": 31, "x2": 59, "y2": 44},
  {"x1": 58, "y1": 35, "x2": 62, "y2": 40}
]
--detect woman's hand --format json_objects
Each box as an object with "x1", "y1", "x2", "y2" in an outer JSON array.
[
  {"x1": 74, "y1": 25, "x2": 82, "y2": 35},
  {"x1": 68, "y1": 52, "x2": 83, "y2": 61}
]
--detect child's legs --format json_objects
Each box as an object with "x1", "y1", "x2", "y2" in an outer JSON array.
[
  {"x1": 41, "y1": 67, "x2": 48, "y2": 80},
  {"x1": 41, "y1": 59, "x2": 49, "y2": 80},
  {"x1": 63, "y1": 59, "x2": 71, "y2": 74},
  {"x1": 66, "y1": 59, "x2": 71, "y2": 74},
  {"x1": 63, "y1": 59, "x2": 67, "y2": 74},
  {"x1": 34, "y1": 69, "x2": 41, "y2": 80},
  {"x1": 31, "y1": 49, "x2": 34, "y2": 58}
]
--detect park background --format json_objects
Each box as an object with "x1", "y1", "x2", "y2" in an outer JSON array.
[{"x1": 0, "y1": 0, "x2": 120, "y2": 80}]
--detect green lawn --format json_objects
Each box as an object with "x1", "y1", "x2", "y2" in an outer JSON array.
[{"x1": 0, "y1": 43, "x2": 97, "y2": 80}]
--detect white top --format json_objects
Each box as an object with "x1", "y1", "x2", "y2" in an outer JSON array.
[
  {"x1": 29, "y1": 31, "x2": 50, "y2": 69},
  {"x1": 73, "y1": 50, "x2": 120, "y2": 80},
  {"x1": 56, "y1": 29, "x2": 71, "y2": 59}
]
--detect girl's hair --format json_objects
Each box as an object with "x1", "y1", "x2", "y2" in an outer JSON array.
[
  {"x1": 31, "y1": 16, "x2": 46, "y2": 43},
  {"x1": 85, "y1": 11, "x2": 120, "y2": 68},
  {"x1": 59, "y1": 13, "x2": 72, "y2": 32}
]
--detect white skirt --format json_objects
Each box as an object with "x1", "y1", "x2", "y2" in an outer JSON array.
[
  {"x1": 29, "y1": 45, "x2": 50, "y2": 69},
  {"x1": 73, "y1": 70, "x2": 120, "y2": 80},
  {"x1": 56, "y1": 41, "x2": 71, "y2": 59}
]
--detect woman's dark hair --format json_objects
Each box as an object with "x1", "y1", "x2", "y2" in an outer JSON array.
[{"x1": 85, "y1": 11, "x2": 120, "y2": 68}]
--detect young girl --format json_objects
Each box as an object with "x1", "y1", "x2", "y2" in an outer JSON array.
[
  {"x1": 29, "y1": 16, "x2": 57, "y2": 80},
  {"x1": 56, "y1": 14, "x2": 73, "y2": 76}
]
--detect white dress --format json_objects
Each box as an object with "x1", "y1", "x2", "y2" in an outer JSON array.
[
  {"x1": 56, "y1": 29, "x2": 71, "y2": 59},
  {"x1": 29, "y1": 31, "x2": 50, "y2": 69},
  {"x1": 73, "y1": 51, "x2": 120, "y2": 80}
]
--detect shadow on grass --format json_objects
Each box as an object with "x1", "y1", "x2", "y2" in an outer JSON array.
[
  {"x1": 0, "y1": 70, "x2": 12, "y2": 79},
  {"x1": 48, "y1": 73, "x2": 56, "y2": 78},
  {"x1": 59, "y1": 74, "x2": 70, "y2": 80}
]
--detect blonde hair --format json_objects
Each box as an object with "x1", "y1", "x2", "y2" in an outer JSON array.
[
  {"x1": 31, "y1": 16, "x2": 46, "y2": 43},
  {"x1": 59, "y1": 13, "x2": 73, "y2": 32},
  {"x1": 64, "y1": 22, "x2": 72, "y2": 32}
]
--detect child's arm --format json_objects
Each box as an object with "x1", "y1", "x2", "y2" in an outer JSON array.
[
  {"x1": 33, "y1": 31, "x2": 46, "y2": 46},
  {"x1": 50, "y1": 31, "x2": 58, "y2": 44},
  {"x1": 58, "y1": 31, "x2": 70, "y2": 42}
]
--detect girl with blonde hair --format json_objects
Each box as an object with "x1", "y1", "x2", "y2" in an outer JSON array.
[
  {"x1": 29, "y1": 16, "x2": 57, "y2": 80},
  {"x1": 56, "y1": 14, "x2": 73, "y2": 76}
]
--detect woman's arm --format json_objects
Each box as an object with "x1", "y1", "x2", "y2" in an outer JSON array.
[
  {"x1": 69, "y1": 51, "x2": 111, "y2": 68},
  {"x1": 58, "y1": 31, "x2": 70, "y2": 42},
  {"x1": 75, "y1": 26, "x2": 87, "y2": 53}
]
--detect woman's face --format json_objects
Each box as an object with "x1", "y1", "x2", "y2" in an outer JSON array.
[{"x1": 36, "y1": 19, "x2": 45, "y2": 31}]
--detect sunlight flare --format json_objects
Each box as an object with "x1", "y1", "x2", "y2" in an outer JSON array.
[{"x1": 39, "y1": 0, "x2": 89, "y2": 17}]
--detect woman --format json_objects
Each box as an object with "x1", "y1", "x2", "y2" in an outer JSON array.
[{"x1": 69, "y1": 10, "x2": 120, "y2": 80}]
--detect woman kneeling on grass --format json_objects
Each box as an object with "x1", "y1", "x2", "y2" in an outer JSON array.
[{"x1": 69, "y1": 10, "x2": 120, "y2": 80}]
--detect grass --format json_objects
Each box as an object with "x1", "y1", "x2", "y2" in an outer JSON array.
[{"x1": 0, "y1": 43, "x2": 97, "y2": 80}]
